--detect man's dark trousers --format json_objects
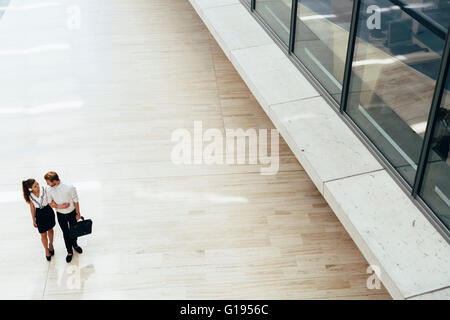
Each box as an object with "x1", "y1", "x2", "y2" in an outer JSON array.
[{"x1": 57, "y1": 210, "x2": 78, "y2": 254}]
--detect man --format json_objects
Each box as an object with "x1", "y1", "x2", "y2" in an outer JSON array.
[{"x1": 45, "y1": 171, "x2": 83, "y2": 263}]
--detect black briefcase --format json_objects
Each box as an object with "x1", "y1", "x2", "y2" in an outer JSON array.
[{"x1": 69, "y1": 216, "x2": 93, "y2": 239}]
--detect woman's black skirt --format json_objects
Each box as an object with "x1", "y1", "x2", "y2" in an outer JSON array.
[{"x1": 35, "y1": 204, "x2": 56, "y2": 234}]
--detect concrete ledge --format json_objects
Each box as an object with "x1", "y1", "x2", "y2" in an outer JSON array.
[
  {"x1": 189, "y1": 0, "x2": 450, "y2": 299},
  {"x1": 269, "y1": 97, "x2": 383, "y2": 194},
  {"x1": 231, "y1": 44, "x2": 320, "y2": 108},
  {"x1": 408, "y1": 287, "x2": 450, "y2": 300},
  {"x1": 193, "y1": 2, "x2": 272, "y2": 60},
  {"x1": 195, "y1": 0, "x2": 240, "y2": 10},
  {"x1": 324, "y1": 171, "x2": 450, "y2": 299}
]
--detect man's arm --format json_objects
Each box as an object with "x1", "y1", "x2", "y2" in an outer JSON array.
[
  {"x1": 47, "y1": 188, "x2": 53, "y2": 205},
  {"x1": 47, "y1": 187, "x2": 70, "y2": 209},
  {"x1": 49, "y1": 201, "x2": 70, "y2": 209},
  {"x1": 72, "y1": 186, "x2": 81, "y2": 220},
  {"x1": 74, "y1": 202, "x2": 81, "y2": 220}
]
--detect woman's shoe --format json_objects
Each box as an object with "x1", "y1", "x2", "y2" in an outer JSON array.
[
  {"x1": 46, "y1": 255, "x2": 51, "y2": 261},
  {"x1": 49, "y1": 247, "x2": 55, "y2": 256}
]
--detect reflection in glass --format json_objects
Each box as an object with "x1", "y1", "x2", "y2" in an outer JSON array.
[
  {"x1": 255, "y1": 0, "x2": 292, "y2": 45},
  {"x1": 293, "y1": 0, "x2": 353, "y2": 102},
  {"x1": 402, "y1": 0, "x2": 450, "y2": 31},
  {"x1": 346, "y1": 0, "x2": 444, "y2": 186},
  {"x1": 420, "y1": 78, "x2": 450, "y2": 229}
]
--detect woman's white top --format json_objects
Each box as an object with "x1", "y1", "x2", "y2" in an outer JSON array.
[{"x1": 30, "y1": 186, "x2": 49, "y2": 209}]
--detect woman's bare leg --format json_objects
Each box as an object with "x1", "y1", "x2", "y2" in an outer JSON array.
[
  {"x1": 40, "y1": 232, "x2": 50, "y2": 256},
  {"x1": 48, "y1": 229, "x2": 54, "y2": 251}
]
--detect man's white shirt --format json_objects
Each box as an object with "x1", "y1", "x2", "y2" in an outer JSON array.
[{"x1": 47, "y1": 183, "x2": 79, "y2": 214}]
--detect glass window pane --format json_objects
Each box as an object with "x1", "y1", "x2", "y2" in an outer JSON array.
[
  {"x1": 255, "y1": 0, "x2": 292, "y2": 45},
  {"x1": 293, "y1": 0, "x2": 353, "y2": 102},
  {"x1": 346, "y1": 0, "x2": 445, "y2": 186},
  {"x1": 420, "y1": 76, "x2": 450, "y2": 229},
  {"x1": 402, "y1": 0, "x2": 450, "y2": 31}
]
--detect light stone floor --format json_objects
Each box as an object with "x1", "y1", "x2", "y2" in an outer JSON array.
[{"x1": 0, "y1": 0, "x2": 391, "y2": 299}]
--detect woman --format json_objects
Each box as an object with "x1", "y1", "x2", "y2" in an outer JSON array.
[{"x1": 22, "y1": 178, "x2": 69, "y2": 261}]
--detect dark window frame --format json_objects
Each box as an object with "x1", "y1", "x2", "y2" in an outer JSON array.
[{"x1": 240, "y1": 0, "x2": 450, "y2": 242}]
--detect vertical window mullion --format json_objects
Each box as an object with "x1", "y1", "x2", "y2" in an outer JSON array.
[
  {"x1": 412, "y1": 29, "x2": 450, "y2": 197},
  {"x1": 288, "y1": 0, "x2": 298, "y2": 54},
  {"x1": 340, "y1": 0, "x2": 361, "y2": 113}
]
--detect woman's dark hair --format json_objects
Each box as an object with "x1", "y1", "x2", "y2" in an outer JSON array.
[{"x1": 22, "y1": 179, "x2": 36, "y2": 204}]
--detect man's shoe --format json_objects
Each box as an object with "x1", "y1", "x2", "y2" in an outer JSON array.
[
  {"x1": 66, "y1": 254, "x2": 73, "y2": 263},
  {"x1": 73, "y1": 246, "x2": 83, "y2": 254}
]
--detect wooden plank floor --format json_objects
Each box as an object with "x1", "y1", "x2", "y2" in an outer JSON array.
[{"x1": 0, "y1": 0, "x2": 391, "y2": 299}]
